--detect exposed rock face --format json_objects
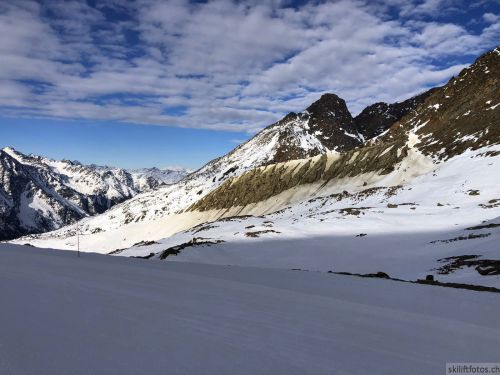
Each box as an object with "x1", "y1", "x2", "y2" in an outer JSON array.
[
  {"x1": 0, "y1": 148, "x2": 188, "y2": 240},
  {"x1": 268, "y1": 90, "x2": 441, "y2": 164},
  {"x1": 381, "y1": 47, "x2": 500, "y2": 160},
  {"x1": 303, "y1": 93, "x2": 361, "y2": 151},
  {"x1": 189, "y1": 46, "x2": 500, "y2": 213},
  {"x1": 188, "y1": 139, "x2": 407, "y2": 212},
  {"x1": 268, "y1": 93, "x2": 363, "y2": 164},
  {"x1": 416, "y1": 48, "x2": 500, "y2": 159},
  {"x1": 354, "y1": 89, "x2": 437, "y2": 139}
]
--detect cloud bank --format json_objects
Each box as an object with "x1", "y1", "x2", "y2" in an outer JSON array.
[{"x1": 0, "y1": 0, "x2": 498, "y2": 133}]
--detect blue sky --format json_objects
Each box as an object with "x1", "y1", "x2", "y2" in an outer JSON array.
[
  {"x1": 0, "y1": 0, "x2": 498, "y2": 169},
  {"x1": 1, "y1": 118, "x2": 247, "y2": 169}
]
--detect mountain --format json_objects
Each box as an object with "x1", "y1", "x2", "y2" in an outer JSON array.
[
  {"x1": 189, "y1": 48, "x2": 500, "y2": 212},
  {"x1": 109, "y1": 47, "x2": 499, "y2": 288},
  {"x1": 354, "y1": 89, "x2": 437, "y2": 139},
  {"x1": 91, "y1": 165, "x2": 191, "y2": 191},
  {"x1": 14, "y1": 47, "x2": 500, "y2": 286},
  {"x1": 13, "y1": 87, "x2": 429, "y2": 249},
  {"x1": 268, "y1": 93, "x2": 362, "y2": 163},
  {"x1": 0, "y1": 147, "x2": 189, "y2": 240}
]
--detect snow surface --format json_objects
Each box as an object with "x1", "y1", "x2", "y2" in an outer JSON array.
[
  {"x1": 114, "y1": 144, "x2": 499, "y2": 288},
  {"x1": 18, "y1": 143, "x2": 500, "y2": 288},
  {"x1": 1, "y1": 244, "x2": 499, "y2": 375}
]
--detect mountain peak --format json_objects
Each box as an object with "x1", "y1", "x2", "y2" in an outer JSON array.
[
  {"x1": 480, "y1": 45, "x2": 500, "y2": 61},
  {"x1": 354, "y1": 89, "x2": 437, "y2": 139},
  {"x1": 306, "y1": 93, "x2": 349, "y2": 115},
  {"x1": 1, "y1": 147, "x2": 25, "y2": 162},
  {"x1": 1, "y1": 146, "x2": 19, "y2": 154}
]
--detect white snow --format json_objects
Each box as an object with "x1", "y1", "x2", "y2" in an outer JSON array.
[
  {"x1": 18, "y1": 191, "x2": 40, "y2": 229},
  {"x1": 21, "y1": 142, "x2": 500, "y2": 288},
  {"x1": 113, "y1": 144, "x2": 500, "y2": 288},
  {"x1": 1, "y1": 243, "x2": 499, "y2": 375},
  {"x1": 412, "y1": 119, "x2": 429, "y2": 132},
  {"x1": 378, "y1": 145, "x2": 394, "y2": 157},
  {"x1": 1, "y1": 146, "x2": 24, "y2": 162},
  {"x1": 343, "y1": 129, "x2": 360, "y2": 139}
]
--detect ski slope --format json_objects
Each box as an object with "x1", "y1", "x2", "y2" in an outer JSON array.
[{"x1": 0, "y1": 244, "x2": 499, "y2": 375}]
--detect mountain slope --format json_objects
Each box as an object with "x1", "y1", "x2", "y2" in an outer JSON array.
[
  {"x1": 15, "y1": 89, "x2": 435, "y2": 248},
  {"x1": 14, "y1": 47, "x2": 499, "y2": 255},
  {"x1": 109, "y1": 47, "x2": 499, "y2": 287},
  {"x1": 190, "y1": 47, "x2": 500, "y2": 212},
  {"x1": 121, "y1": 143, "x2": 500, "y2": 287},
  {"x1": 0, "y1": 147, "x2": 188, "y2": 240}
]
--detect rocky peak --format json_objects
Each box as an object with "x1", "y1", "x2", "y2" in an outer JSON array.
[
  {"x1": 1, "y1": 147, "x2": 23, "y2": 160},
  {"x1": 306, "y1": 93, "x2": 351, "y2": 118},
  {"x1": 267, "y1": 93, "x2": 362, "y2": 164},
  {"x1": 354, "y1": 89, "x2": 437, "y2": 139}
]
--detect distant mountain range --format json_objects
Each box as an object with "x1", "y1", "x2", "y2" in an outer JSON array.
[{"x1": 0, "y1": 148, "x2": 189, "y2": 240}]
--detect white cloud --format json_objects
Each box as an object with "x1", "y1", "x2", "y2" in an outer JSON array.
[
  {"x1": 0, "y1": 0, "x2": 498, "y2": 133},
  {"x1": 483, "y1": 12, "x2": 499, "y2": 23}
]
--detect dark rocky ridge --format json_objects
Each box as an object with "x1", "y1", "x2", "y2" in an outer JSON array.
[
  {"x1": 267, "y1": 94, "x2": 362, "y2": 164},
  {"x1": 305, "y1": 93, "x2": 361, "y2": 151},
  {"x1": 265, "y1": 90, "x2": 431, "y2": 164},
  {"x1": 354, "y1": 89, "x2": 437, "y2": 139}
]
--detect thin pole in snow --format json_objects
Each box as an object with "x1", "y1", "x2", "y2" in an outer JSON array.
[{"x1": 76, "y1": 221, "x2": 79, "y2": 257}]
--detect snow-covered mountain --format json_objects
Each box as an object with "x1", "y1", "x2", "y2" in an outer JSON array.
[
  {"x1": 14, "y1": 83, "x2": 432, "y2": 248},
  {"x1": 14, "y1": 47, "x2": 500, "y2": 289},
  {"x1": 0, "y1": 147, "x2": 189, "y2": 240},
  {"x1": 152, "y1": 47, "x2": 497, "y2": 286},
  {"x1": 91, "y1": 165, "x2": 191, "y2": 192},
  {"x1": 190, "y1": 48, "x2": 500, "y2": 212}
]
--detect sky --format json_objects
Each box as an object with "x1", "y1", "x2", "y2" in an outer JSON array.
[{"x1": 0, "y1": 0, "x2": 498, "y2": 169}]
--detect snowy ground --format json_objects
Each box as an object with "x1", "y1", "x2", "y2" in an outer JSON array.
[
  {"x1": 1, "y1": 244, "x2": 499, "y2": 375},
  {"x1": 12, "y1": 145, "x2": 500, "y2": 288},
  {"x1": 115, "y1": 146, "x2": 500, "y2": 288},
  {"x1": 122, "y1": 216, "x2": 500, "y2": 287}
]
